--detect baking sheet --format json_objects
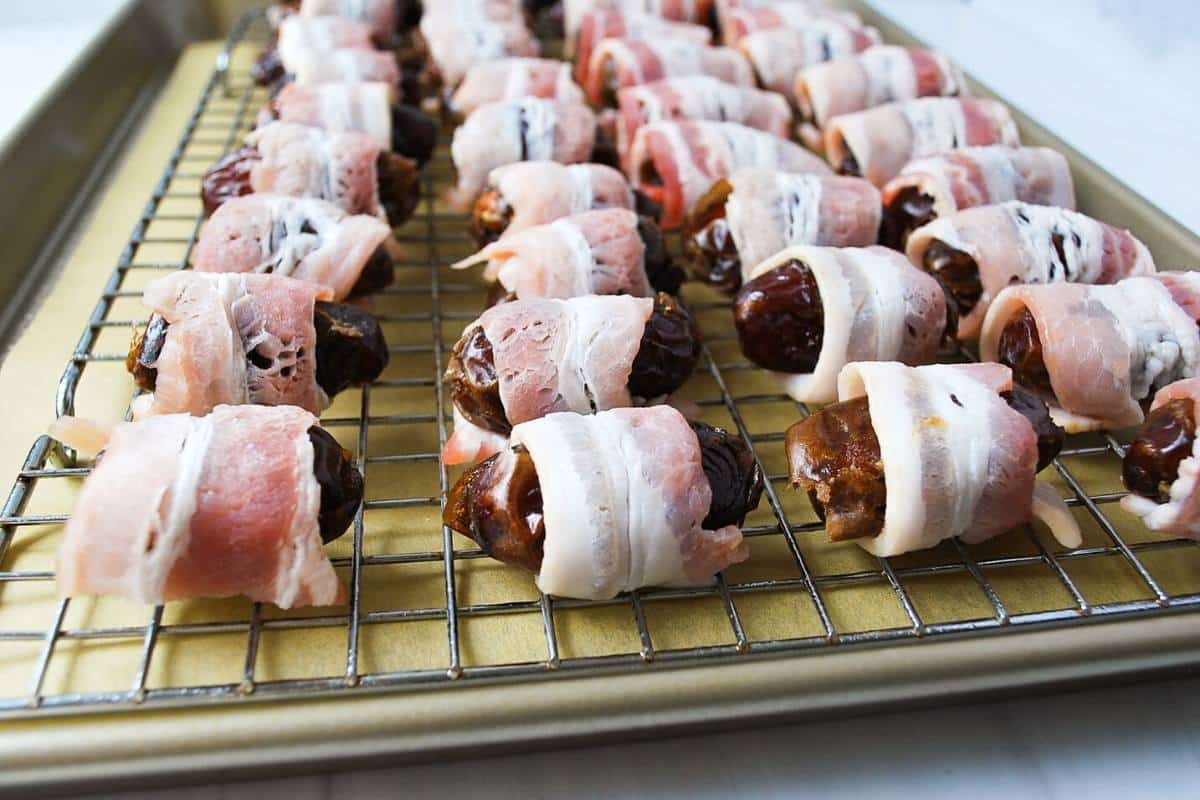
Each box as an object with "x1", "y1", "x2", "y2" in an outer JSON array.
[{"x1": 1, "y1": 2, "x2": 1200, "y2": 793}]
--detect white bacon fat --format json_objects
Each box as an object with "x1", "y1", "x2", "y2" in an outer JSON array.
[
  {"x1": 194, "y1": 194, "x2": 391, "y2": 301},
  {"x1": 53, "y1": 405, "x2": 344, "y2": 608},
  {"x1": 981, "y1": 273, "x2": 1200, "y2": 433},
  {"x1": 909, "y1": 201, "x2": 1156, "y2": 340},
  {"x1": 511, "y1": 406, "x2": 747, "y2": 599},
  {"x1": 750, "y1": 246, "x2": 945, "y2": 404},
  {"x1": 834, "y1": 362, "x2": 1081, "y2": 557},
  {"x1": 453, "y1": 208, "x2": 651, "y2": 300},
  {"x1": 449, "y1": 98, "x2": 596, "y2": 209},
  {"x1": 722, "y1": 167, "x2": 881, "y2": 280},
  {"x1": 132, "y1": 272, "x2": 332, "y2": 420}
]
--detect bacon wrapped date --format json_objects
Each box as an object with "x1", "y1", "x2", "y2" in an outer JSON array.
[
  {"x1": 444, "y1": 406, "x2": 761, "y2": 599},
  {"x1": 442, "y1": 292, "x2": 700, "y2": 465},
  {"x1": 126, "y1": 273, "x2": 388, "y2": 419},
  {"x1": 786, "y1": 362, "x2": 1078, "y2": 556}
]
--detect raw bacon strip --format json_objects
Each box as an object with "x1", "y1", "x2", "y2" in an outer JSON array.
[
  {"x1": 615, "y1": 76, "x2": 791, "y2": 171},
  {"x1": 882, "y1": 146, "x2": 1074, "y2": 233},
  {"x1": 268, "y1": 83, "x2": 394, "y2": 151},
  {"x1": 573, "y1": 10, "x2": 712, "y2": 84},
  {"x1": 132, "y1": 272, "x2": 332, "y2": 419},
  {"x1": 830, "y1": 362, "x2": 1080, "y2": 556},
  {"x1": 484, "y1": 293, "x2": 652, "y2": 422},
  {"x1": 485, "y1": 295, "x2": 651, "y2": 424},
  {"x1": 749, "y1": 246, "x2": 944, "y2": 404},
  {"x1": 194, "y1": 194, "x2": 391, "y2": 302},
  {"x1": 244, "y1": 123, "x2": 386, "y2": 221},
  {"x1": 735, "y1": 22, "x2": 879, "y2": 97},
  {"x1": 722, "y1": 168, "x2": 881, "y2": 281},
  {"x1": 908, "y1": 201, "x2": 1155, "y2": 340},
  {"x1": 453, "y1": 208, "x2": 651, "y2": 298},
  {"x1": 484, "y1": 161, "x2": 634, "y2": 236},
  {"x1": 566, "y1": 0, "x2": 717, "y2": 53},
  {"x1": 299, "y1": 0, "x2": 399, "y2": 41},
  {"x1": 419, "y1": 3, "x2": 538, "y2": 89},
  {"x1": 442, "y1": 294, "x2": 654, "y2": 464},
  {"x1": 980, "y1": 273, "x2": 1200, "y2": 432},
  {"x1": 1122, "y1": 377, "x2": 1200, "y2": 537},
  {"x1": 449, "y1": 98, "x2": 596, "y2": 208},
  {"x1": 629, "y1": 120, "x2": 831, "y2": 230},
  {"x1": 278, "y1": 15, "x2": 373, "y2": 64},
  {"x1": 287, "y1": 48, "x2": 400, "y2": 89},
  {"x1": 825, "y1": 97, "x2": 1020, "y2": 187},
  {"x1": 54, "y1": 405, "x2": 344, "y2": 609},
  {"x1": 451, "y1": 58, "x2": 585, "y2": 117},
  {"x1": 511, "y1": 406, "x2": 747, "y2": 599},
  {"x1": 718, "y1": 0, "x2": 864, "y2": 45},
  {"x1": 584, "y1": 38, "x2": 754, "y2": 105},
  {"x1": 795, "y1": 45, "x2": 964, "y2": 149}
]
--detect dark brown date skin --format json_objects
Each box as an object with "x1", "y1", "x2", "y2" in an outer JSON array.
[
  {"x1": 681, "y1": 179, "x2": 742, "y2": 293},
  {"x1": 878, "y1": 186, "x2": 937, "y2": 251},
  {"x1": 1124, "y1": 398, "x2": 1197, "y2": 502},
  {"x1": 690, "y1": 421, "x2": 764, "y2": 529},
  {"x1": 127, "y1": 302, "x2": 389, "y2": 400},
  {"x1": 376, "y1": 150, "x2": 422, "y2": 227},
  {"x1": 786, "y1": 396, "x2": 887, "y2": 542},
  {"x1": 313, "y1": 300, "x2": 390, "y2": 396},
  {"x1": 446, "y1": 324, "x2": 510, "y2": 435},
  {"x1": 309, "y1": 426, "x2": 364, "y2": 543},
  {"x1": 201, "y1": 146, "x2": 262, "y2": 216},
  {"x1": 995, "y1": 306, "x2": 1056, "y2": 398},
  {"x1": 347, "y1": 245, "x2": 396, "y2": 299},
  {"x1": 835, "y1": 141, "x2": 861, "y2": 178},
  {"x1": 1000, "y1": 385, "x2": 1065, "y2": 472},
  {"x1": 443, "y1": 425, "x2": 762, "y2": 574},
  {"x1": 444, "y1": 446, "x2": 545, "y2": 573},
  {"x1": 447, "y1": 292, "x2": 700, "y2": 434},
  {"x1": 390, "y1": 103, "x2": 437, "y2": 167},
  {"x1": 639, "y1": 217, "x2": 684, "y2": 295},
  {"x1": 126, "y1": 314, "x2": 170, "y2": 392},
  {"x1": 251, "y1": 38, "x2": 285, "y2": 87},
  {"x1": 733, "y1": 259, "x2": 824, "y2": 374},
  {"x1": 628, "y1": 292, "x2": 702, "y2": 400},
  {"x1": 922, "y1": 239, "x2": 983, "y2": 318},
  {"x1": 467, "y1": 189, "x2": 514, "y2": 249}
]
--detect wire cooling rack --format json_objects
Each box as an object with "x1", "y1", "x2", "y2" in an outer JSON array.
[{"x1": 2, "y1": 8, "x2": 1200, "y2": 718}]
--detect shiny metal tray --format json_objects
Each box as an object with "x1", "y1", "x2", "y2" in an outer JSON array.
[{"x1": 2, "y1": 2, "x2": 1200, "y2": 795}]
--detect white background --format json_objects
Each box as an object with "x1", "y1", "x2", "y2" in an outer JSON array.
[{"x1": 1, "y1": 1, "x2": 1198, "y2": 798}]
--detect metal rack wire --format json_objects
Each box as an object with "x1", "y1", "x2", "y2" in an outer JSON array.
[{"x1": 1, "y1": 8, "x2": 1199, "y2": 718}]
